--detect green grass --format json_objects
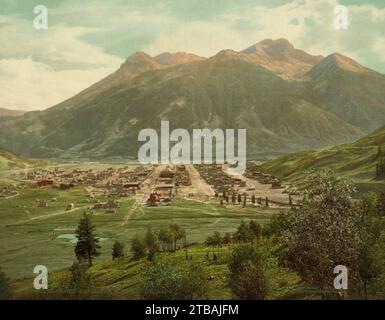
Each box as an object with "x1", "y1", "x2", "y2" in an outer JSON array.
[
  {"x1": 11, "y1": 244, "x2": 301, "y2": 300},
  {"x1": 0, "y1": 186, "x2": 276, "y2": 279},
  {"x1": 259, "y1": 127, "x2": 385, "y2": 192}
]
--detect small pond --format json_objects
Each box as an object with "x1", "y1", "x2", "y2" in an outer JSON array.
[{"x1": 57, "y1": 233, "x2": 109, "y2": 244}]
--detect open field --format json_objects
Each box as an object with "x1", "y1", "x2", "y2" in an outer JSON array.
[{"x1": 0, "y1": 182, "x2": 277, "y2": 279}]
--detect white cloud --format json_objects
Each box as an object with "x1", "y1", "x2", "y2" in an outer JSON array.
[
  {"x1": 1, "y1": 0, "x2": 384, "y2": 111},
  {"x1": 0, "y1": 15, "x2": 123, "y2": 111},
  {"x1": 0, "y1": 57, "x2": 119, "y2": 110}
]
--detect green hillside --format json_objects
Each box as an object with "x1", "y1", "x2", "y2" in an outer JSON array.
[
  {"x1": 11, "y1": 243, "x2": 301, "y2": 300},
  {"x1": 0, "y1": 149, "x2": 35, "y2": 171},
  {"x1": 259, "y1": 126, "x2": 385, "y2": 193}
]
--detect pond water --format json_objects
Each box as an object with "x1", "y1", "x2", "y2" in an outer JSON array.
[{"x1": 57, "y1": 233, "x2": 109, "y2": 244}]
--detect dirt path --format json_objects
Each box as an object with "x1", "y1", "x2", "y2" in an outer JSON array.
[
  {"x1": 178, "y1": 165, "x2": 215, "y2": 198},
  {"x1": 11, "y1": 205, "x2": 89, "y2": 225},
  {"x1": 121, "y1": 165, "x2": 165, "y2": 226}
]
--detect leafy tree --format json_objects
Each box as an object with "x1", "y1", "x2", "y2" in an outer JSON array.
[
  {"x1": 206, "y1": 231, "x2": 223, "y2": 258},
  {"x1": 223, "y1": 232, "x2": 232, "y2": 245},
  {"x1": 69, "y1": 261, "x2": 92, "y2": 290},
  {"x1": 170, "y1": 224, "x2": 186, "y2": 251},
  {"x1": 249, "y1": 220, "x2": 262, "y2": 238},
  {"x1": 233, "y1": 220, "x2": 254, "y2": 242},
  {"x1": 283, "y1": 171, "x2": 361, "y2": 297},
  {"x1": 0, "y1": 268, "x2": 11, "y2": 300},
  {"x1": 75, "y1": 213, "x2": 101, "y2": 267},
  {"x1": 377, "y1": 192, "x2": 385, "y2": 216},
  {"x1": 144, "y1": 227, "x2": 160, "y2": 261},
  {"x1": 112, "y1": 240, "x2": 125, "y2": 260},
  {"x1": 243, "y1": 193, "x2": 247, "y2": 207},
  {"x1": 251, "y1": 194, "x2": 256, "y2": 204},
  {"x1": 232, "y1": 192, "x2": 236, "y2": 203},
  {"x1": 130, "y1": 235, "x2": 147, "y2": 260},
  {"x1": 357, "y1": 192, "x2": 385, "y2": 298},
  {"x1": 228, "y1": 243, "x2": 269, "y2": 300},
  {"x1": 140, "y1": 262, "x2": 207, "y2": 299},
  {"x1": 158, "y1": 227, "x2": 174, "y2": 252},
  {"x1": 237, "y1": 194, "x2": 242, "y2": 203}
]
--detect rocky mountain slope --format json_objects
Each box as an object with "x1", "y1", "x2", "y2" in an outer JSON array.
[{"x1": 0, "y1": 39, "x2": 384, "y2": 160}]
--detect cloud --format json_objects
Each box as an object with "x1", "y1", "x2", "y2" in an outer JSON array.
[
  {"x1": 0, "y1": 15, "x2": 123, "y2": 111},
  {"x1": 1, "y1": 0, "x2": 384, "y2": 111},
  {"x1": 0, "y1": 57, "x2": 119, "y2": 111}
]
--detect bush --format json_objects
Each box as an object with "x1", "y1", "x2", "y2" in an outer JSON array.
[
  {"x1": 228, "y1": 243, "x2": 269, "y2": 300},
  {"x1": 140, "y1": 262, "x2": 207, "y2": 300}
]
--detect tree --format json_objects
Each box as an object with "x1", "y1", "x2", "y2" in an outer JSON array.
[
  {"x1": 158, "y1": 227, "x2": 174, "y2": 252},
  {"x1": 251, "y1": 194, "x2": 256, "y2": 205},
  {"x1": 170, "y1": 224, "x2": 185, "y2": 251},
  {"x1": 131, "y1": 235, "x2": 147, "y2": 260},
  {"x1": 69, "y1": 261, "x2": 92, "y2": 290},
  {"x1": 0, "y1": 268, "x2": 11, "y2": 300},
  {"x1": 249, "y1": 220, "x2": 262, "y2": 238},
  {"x1": 377, "y1": 192, "x2": 385, "y2": 216},
  {"x1": 237, "y1": 194, "x2": 242, "y2": 203},
  {"x1": 228, "y1": 243, "x2": 269, "y2": 300},
  {"x1": 112, "y1": 240, "x2": 125, "y2": 260},
  {"x1": 283, "y1": 171, "x2": 361, "y2": 297},
  {"x1": 233, "y1": 220, "x2": 254, "y2": 242},
  {"x1": 223, "y1": 232, "x2": 232, "y2": 245},
  {"x1": 242, "y1": 193, "x2": 247, "y2": 208},
  {"x1": 75, "y1": 213, "x2": 101, "y2": 267},
  {"x1": 357, "y1": 192, "x2": 385, "y2": 299},
  {"x1": 140, "y1": 262, "x2": 207, "y2": 299},
  {"x1": 206, "y1": 231, "x2": 223, "y2": 258},
  {"x1": 265, "y1": 197, "x2": 269, "y2": 207},
  {"x1": 144, "y1": 227, "x2": 160, "y2": 261},
  {"x1": 232, "y1": 192, "x2": 236, "y2": 203}
]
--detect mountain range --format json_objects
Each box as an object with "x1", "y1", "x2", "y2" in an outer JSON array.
[{"x1": 1, "y1": 39, "x2": 385, "y2": 160}]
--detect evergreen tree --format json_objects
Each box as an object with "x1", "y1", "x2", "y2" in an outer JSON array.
[
  {"x1": 75, "y1": 213, "x2": 101, "y2": 267},
  {"x1": 251, "y1": 194, "x2": 256, "y2": 204},
  {"x1": 112, "y1": 240, "x2": 125, "y2": 260}
]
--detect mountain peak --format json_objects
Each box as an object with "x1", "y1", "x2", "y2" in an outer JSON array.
[
  {"x1": 241, "y1": 39, "x2": 323, "y2": 79},
  {"x1": 118, "y1": 51, "x2": 160, "y2": 74},
  {"x1": 242, "y1": 38, "x2": 294, "y2": 54},
  {"x1": 310, "y1": 53, "x2": 369, "y2": 76},
  {"x1": 154, "y1": 52, "x2": 204, "y2": 65}
]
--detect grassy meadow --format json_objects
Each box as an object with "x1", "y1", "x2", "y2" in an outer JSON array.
[{"x1": 0, "y1": 185, "x2": 276, "y2": 279}]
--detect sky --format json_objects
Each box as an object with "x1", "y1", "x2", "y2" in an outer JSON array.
[{"x1": 0, "y1": 0, "x2": 384, "y2": 111}]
